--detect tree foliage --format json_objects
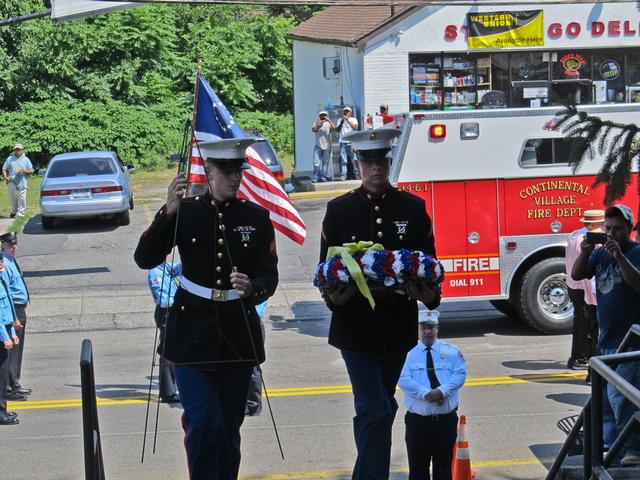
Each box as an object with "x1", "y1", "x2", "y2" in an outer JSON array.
[{"x1": 0, "y1": 2, "x2": 302, "y2": 167}]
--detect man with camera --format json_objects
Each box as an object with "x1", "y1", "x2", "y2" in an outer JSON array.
[
  {"x1": 336, "y1": 107, "x2": 359, "y2": 180},
  {"x1": 311, "y1": 111, "x2": 335, "y2": 182},
  {"x1": 572, "y1": 204, "x2": 640, "y2": 466}
]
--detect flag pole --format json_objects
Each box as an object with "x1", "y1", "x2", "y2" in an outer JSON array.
[{"x1": 186, "y1": 61, "x2": 203, "y2": 192}]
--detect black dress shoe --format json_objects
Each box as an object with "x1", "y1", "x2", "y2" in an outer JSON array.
[
  {"x1": 16, "y1": 387, "x2": 31, "y2": 395},
  {"x1": 160, "y1": 394, "x2": 181, "y2": 404},
  {"x1": 0, "y1": 414, "x2": 19, "y2": 425},
  {"x1": 7, "y1": 392, "x2": 27, "y2": 401}
]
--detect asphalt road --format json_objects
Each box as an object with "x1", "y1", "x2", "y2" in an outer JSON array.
[{"x1": 0, "y1": 197, "x2": 589, "y2": 479}]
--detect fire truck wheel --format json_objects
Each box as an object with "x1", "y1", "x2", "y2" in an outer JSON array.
[
  {"x1": 516, "y1": 257, "x2": 573, "y2": 335},
  {"x1": 489, "y1": 300, "x2": 518, "y2": 317}
]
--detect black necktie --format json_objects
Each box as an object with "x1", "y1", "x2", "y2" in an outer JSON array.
[{"x1": 426, "y1": 346, "x2": 441, "y2": 388}]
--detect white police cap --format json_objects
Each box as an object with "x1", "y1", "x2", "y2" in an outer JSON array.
[
  {"x1": 418, "y1": 309, "x2": 440, "y2": 325},
  {"x1": 343, "y1": 128, "x2": 401, "y2": 152},
  {"x1": 198, "y1": 137, "x2": 258, "y2": 160}
]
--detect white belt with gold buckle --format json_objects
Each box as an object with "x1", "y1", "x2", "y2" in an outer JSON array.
[{"x1": 180, "y1": 276, "x2": 240, "y2": 302}]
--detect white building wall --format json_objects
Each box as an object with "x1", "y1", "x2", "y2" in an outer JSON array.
[{"x1": 293, "y1": 41, "x2": 363, "y2": 176}]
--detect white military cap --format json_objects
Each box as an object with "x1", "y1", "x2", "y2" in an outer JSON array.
[
  {"x1": 197, "y1": 137, "x2": 258, "y2": 169},
  {"x1": 418, "y1": 309, "x2": 440, "y2": 325},
  {"x1": 343, "y1": 128, "x2": 401, "y2": 151}
]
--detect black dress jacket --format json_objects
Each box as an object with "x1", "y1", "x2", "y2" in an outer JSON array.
[
  {"x1": 320, "y1": 185, "x2": 440, "y2": 359},
  {"x1": 134, "y1": 193, "x2": 278, "y2": 369}
]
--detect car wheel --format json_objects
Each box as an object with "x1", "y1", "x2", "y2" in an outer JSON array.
[
  {"x1": 119, "y1": 208, "x2": 131, "y2": 226},
  {"x1": 41, "y1": 216, "x2": 55, "y2": 230},
  {"x1": 514, "y1": 257, "x2": 573, "y2": 334}
]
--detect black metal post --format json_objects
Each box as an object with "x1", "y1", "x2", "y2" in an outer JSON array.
[
  {"x1": 583, "y1": 400, "x2": 592, "y2": 477},
  {"x1": 590, "y1": 365, "x2": 603, "y2": 478}
]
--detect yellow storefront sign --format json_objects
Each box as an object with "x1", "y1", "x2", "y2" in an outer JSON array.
[{"x1": 467, "y1": 10, "x2": 544, "y2": 49}]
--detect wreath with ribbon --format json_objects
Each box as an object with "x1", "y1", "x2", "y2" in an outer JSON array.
[{"x1": 313, "y1": 241, "x2": 445, "y2": 308}]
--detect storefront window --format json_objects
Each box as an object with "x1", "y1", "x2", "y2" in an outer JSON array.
[
  {"x1": 481, "y1": 53, "x2": 509, "y2": 108},
  {"x1": 442, "y1": 54, "x2": 477, "y2": 110},
  {"x1": 626, "y1": 50, "x2": 640, "y2": 103},
  {"x1": 551, "y1": 50, "x2": 591, "y2": 105},
  {"x1": 511, "y1": 52, "x2": 548, "y2": 81},
  {"x1": 409, "y1": 54, "x2": 442, "y2": 111},
  {"x1": 407, "y1": 48, "x2": 640, "y2": 111},
  {"x1": 552, "y1": 50, "x2": 590, "y2": 80},
  {"x1": 593, "y1": 51, "x2": 624, "y2": 103},
  {"x1": 510, "y1": 52, "x2": 549, "y2": 108}
]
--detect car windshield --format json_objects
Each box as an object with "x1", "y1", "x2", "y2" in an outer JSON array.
[
  {"x1": 250, "y1": 142, "x2": 278, "y2": 167},
  {"x1": 47, "y1": 157, "x2": 117, "y2": 178}
]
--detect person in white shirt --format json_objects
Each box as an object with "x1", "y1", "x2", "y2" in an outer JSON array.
[
  {"x1": 337, "y1": 107, "x2": 359, "y2": 180},
  {"x1": 399, "y1": 309, "x2": 466, "y2": 480},
  {"x1": 566, "y1": 209, "x2": 603, "y2": 370}
]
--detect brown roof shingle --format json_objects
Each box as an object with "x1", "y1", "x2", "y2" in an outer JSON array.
[{"x1": 288, "y1": 5, "x2": 416, "y2": 46}]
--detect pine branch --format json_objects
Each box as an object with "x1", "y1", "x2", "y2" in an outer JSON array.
[{"x1": 558, "y1": 105, "x2": 640, "y2": 202}]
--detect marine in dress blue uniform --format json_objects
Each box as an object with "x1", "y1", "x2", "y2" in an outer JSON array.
[
  {"x1": 134, "y1": 138, "x2": 278, "y2": 480},
  {"x1": 0, "y1": 253, "x2": 19, "y2": 425},
  {"x1": 399, "y1": 310, "x2": 467, "y2": 480},
  {"x1": 0, "y1": 232, "x2": 31, "y2": 400},
  {"x1": 148, "y1": 261, "x2": 182, "y2": 402},
  {"x1": 319, "y1": 128, "x2": 441, "y2": 480}
]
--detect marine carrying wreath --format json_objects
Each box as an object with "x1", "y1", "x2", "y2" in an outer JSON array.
[{"x1": 314, "y1": 241, "x2": 445, "y2": 308}]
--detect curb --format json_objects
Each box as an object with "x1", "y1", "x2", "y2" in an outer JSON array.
[{"x1": 289, "y1": 189, "x2": 351, "y2": 200}]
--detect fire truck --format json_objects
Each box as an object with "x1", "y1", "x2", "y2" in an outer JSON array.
[{"x1": 390, "y1": 105, "x2": 639, "y2": 334}]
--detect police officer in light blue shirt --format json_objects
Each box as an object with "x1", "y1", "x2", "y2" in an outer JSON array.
[
  {"x1": 1, "y1": 232, "x2": 30, "y2": 401},
  {"x1": 399, "y1": 309, "x2": 466, "y2": 480},
  {"x1": 148, "y1": 260, "x2": 182, "y2": 403},
  {"x1": 0, "y1": 252, "x2": 19, "y2": 425}
]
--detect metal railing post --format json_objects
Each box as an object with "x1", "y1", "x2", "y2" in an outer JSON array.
[{"x1": 591, "y1": 366, "x2": 603, "y2": 477}]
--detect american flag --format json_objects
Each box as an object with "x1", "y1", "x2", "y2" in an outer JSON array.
[{"x1": 189, "y1": 76, "x2": 306, "y2": 245}]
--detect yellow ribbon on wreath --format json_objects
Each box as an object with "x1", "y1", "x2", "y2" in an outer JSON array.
[{"x1": 326, "y1": 241, "x2": 384, "y2": 309}]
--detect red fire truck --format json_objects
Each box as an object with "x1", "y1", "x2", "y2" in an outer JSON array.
[{"x1": 391, "y1": 106, "x2": 639, "y2": 334}]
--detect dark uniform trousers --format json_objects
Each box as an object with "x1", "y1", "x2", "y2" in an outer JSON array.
[
  {"x1": 134, "y1": 193, "x2": 278, "y2": 480},
  {"x1": 567, "y1": 288, "x2": 598, "y2": 362},
  {"x1": 0, "y1": 344, "x2": 9, "y2": 415},
  {"x1": 8, "y1": 304, "x2": 26, "y2": 390},
  {"x1": 405, "y1": 410, "x2": 458, "y2": 480},
  {"x1": 320, "y1": 186, "x2": 441, "y2": 480},
  {"x1": 154, "y1": 306, "x2": 178, "y2": 398}
]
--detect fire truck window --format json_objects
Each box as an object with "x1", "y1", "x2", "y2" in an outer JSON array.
[
  {"x1": 521, "y1": 138, "x2": 572, "y2": 166},
  {"x1": 511, "y1": 52, "x2": 548, "y2": 81},
  {"x1": 593, "y1": 51, "x2": 624, "y2": 103},
  {"x1": 553, "y1": 138, "x2": 574, "y2": 164}
]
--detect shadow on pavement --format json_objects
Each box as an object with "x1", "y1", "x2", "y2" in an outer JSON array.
[
  {"x1": 24, "y1": 214, "x2": 121, "y2": 235},
  {"x1": 503, "y1": 359, "x2": 569, "y2": 371},
  {"x1": 547, "y1": 392, "x2": 590, "y2": 408}
]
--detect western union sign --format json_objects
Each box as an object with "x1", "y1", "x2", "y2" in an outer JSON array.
[{"x1": 467, "y1": 10, "x2": 544, "y2": 49}]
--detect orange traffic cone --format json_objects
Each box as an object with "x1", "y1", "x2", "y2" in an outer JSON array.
[{"x1": 452, "y1": 415, "x2": 476, "y2": 480}]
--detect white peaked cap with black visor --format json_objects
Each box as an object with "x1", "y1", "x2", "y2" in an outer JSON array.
[
  {"x1": 342, "y1": 128, "x2": 401, "y2": 162},
  {"x1": 197, "y1": 137, "x2": 259, "y2": 170}
]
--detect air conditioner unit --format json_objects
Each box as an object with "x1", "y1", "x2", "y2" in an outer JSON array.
[{"x1": 323, "y1": 57, "x2": 341, "y2": 79}]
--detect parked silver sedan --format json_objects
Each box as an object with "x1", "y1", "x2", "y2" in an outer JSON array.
[{"x1": 39, "y1": 151, "x2": 135, "y2": 229}]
